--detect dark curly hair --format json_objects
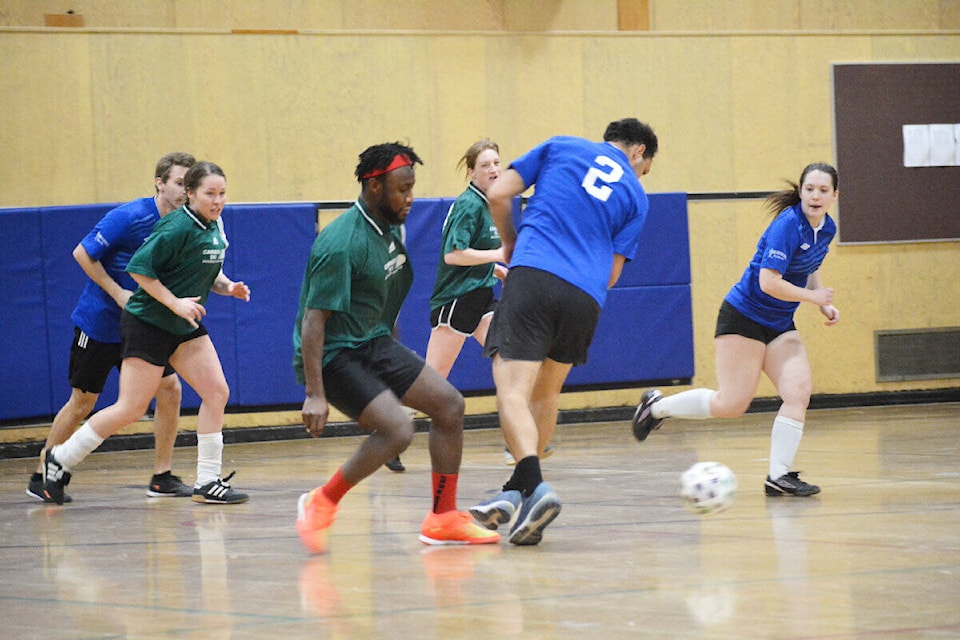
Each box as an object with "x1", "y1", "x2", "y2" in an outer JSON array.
[
  {"x1": 603, "y1": 118, "x2": 658, "y2": 158},
  {"x1": 355, "y1": 142, "x2": 423, "y2": 183}
]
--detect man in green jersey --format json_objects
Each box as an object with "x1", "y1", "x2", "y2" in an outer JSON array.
[{"x1": 292, "y1": 142, "x2": 499, "y2": 554}]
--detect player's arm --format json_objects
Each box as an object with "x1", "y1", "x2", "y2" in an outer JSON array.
[
  {"x1": 608, "y1": 254, "x2": 627, "y2": 289},
  {"x1": 806, "y1": 270, "x2": 840, "y2": 325},
  {"x1": 485, "y1": 168, "x2": 526, "y2": 264},
  {"x1": 129, "y1": 272, "x2": 207, "y2": 329},
  {"x1": 300, "y1": 308, "x2": 332, "y2": 437},
  {"x1": 211, "y1": 269, "x2": 251, "y2": 301},
  {"x1": 759, "y1": 268, "x2": 834, "y2": 306},
  {"x1": 444, "y1": 247, "x2": 505, "y2": 267},
  {"x1": 72, "y1": 243, "x2": 132, "y2": 309}
]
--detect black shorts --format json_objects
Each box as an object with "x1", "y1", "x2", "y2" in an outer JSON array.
[
  {"x1": 483, "y1": 266, "x2": 599, "y2": 365},
  {"x1": 322, "y1": 335, "x2": 426, "y2": 419},
  {"x1": 68, "y1": 327, "x2": 175, "y2": 393},
  {"x1": 120, "y1": 310, "x2": 207, "y2": 367},
  {"x1": 68, "y1": 328, "x2": 123, "y2": 393},
  {"x1": 430, "y1": 286, "x2": 496, "y2": 335},
  {"x1": 715, "y1": 300, "x2": 795, "y2": 345}
]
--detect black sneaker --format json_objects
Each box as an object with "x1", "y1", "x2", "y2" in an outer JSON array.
[
  {"x1": 765, "y1": 472, "x2": 820, "y2": 497},
  {"x1": 192, "y1": 471, "x2": 249, "y2": 504},
  {"x1": 385, "y1": 456, "x2": 405, "y2": 473},
  {"x1": 40, "y1": 447, "x2": 72, "y2": 505},
  {"x1": 632, "y1": 389, "x2": 664, "y2": 442},
  {"x1": 147, "y1": 471, "x2": 193, "y2": 498},
  {"x1": 26, "y1": 472, "x2": 73, "y2": 504}
]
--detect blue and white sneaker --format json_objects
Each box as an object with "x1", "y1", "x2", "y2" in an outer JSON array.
[
  {"x1": 508, "y1": 482, "x2": 562, "y2": 546},
  {"x1": 469, "y1": 490, "x2": 522, "y2": 530}
]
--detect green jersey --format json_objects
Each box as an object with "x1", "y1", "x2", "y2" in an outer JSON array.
[
  {"x1": 293, "y1": 201, "x2": 413, "y2": 380},
  {"x1": 125, "y1": 206, "x2": 228, "y2": 335},
  {"x1": 429, "y1": 183, "x2": 501, "y2": 310}
]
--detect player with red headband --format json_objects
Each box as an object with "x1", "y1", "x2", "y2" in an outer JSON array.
[{"x1": 292, "y1": 142, "x2": 500, "y2": 554}]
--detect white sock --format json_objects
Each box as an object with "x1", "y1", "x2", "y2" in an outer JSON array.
[
  {"x1": 52, "y1": 421, "x2": 105, "y2": 469},
  {"x1": 653, "y1": 388, "x2": 715, "y2": 419},
  {"x1": 769, "y1": 416, "x2": 804, "y2": 479},
  {"x1": 196, "y1": 432, "x2": 223, "y2": 487}
]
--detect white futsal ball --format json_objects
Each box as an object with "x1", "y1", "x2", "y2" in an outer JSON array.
[{"x1": 680, "y1": 461, "x2": 737, "y2": 515}]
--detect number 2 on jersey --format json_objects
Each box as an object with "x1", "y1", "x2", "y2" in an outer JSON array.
[{"x1": 581, "y1": 155, "x2": 624, "y2": 202}]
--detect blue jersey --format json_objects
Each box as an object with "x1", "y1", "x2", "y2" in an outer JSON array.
[
  {"x1": 508, "y1": 136, "x2": 649, "y2": 307},
  {"x1": 70, "y1": 197, "x2": 161, "y2": 343},
  {"x1": 725, "y1": 204, "x2": 837, "y2": 331}
]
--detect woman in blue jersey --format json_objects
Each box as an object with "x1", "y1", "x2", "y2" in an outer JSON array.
[
  {"x1": 41, "y1": 162, "x2": 252, "y2": 505},
  {"x1": 633, "y1": 162, "x2": 840, "y2": 497}
]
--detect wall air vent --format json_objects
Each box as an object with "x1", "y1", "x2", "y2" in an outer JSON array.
[{"x1": 875, "y1": 328, "x2": 960, "y2": 382}]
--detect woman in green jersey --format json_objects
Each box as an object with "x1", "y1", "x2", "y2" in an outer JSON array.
[{"x1": 41, "y1": 162, "x2": 251, "y2": 505}]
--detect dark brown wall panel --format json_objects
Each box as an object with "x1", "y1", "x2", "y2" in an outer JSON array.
[{"x1": 832, "y1": 63, "x2": 960, "y2": 244}]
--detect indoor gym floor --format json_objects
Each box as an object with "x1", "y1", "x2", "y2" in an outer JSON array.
[{"x1": 1, "y1": 402, "x2": 958, "y2": 639}]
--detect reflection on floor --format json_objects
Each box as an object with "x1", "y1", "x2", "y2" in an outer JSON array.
[{"x1": 2, "y1": 403, "x2": 959, "y2": 639}]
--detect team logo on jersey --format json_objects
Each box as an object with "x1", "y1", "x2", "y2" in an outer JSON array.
[
  {"x1": 384, "y1": 254, "x2": 407, "y2": 279},
  {"x1": 766, "y1": 248, "x2": 787, "y2": 262},
  {"x1": 202, "y1": 241, "x2": 226, "y2": 264}
]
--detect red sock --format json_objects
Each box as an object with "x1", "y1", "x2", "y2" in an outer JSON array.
[
  {"x1": 431, "y1": 472, "x2": 459, "y2": 514},
  {"x1": 320, "y1": 468, "x2": 353, "y2": 504}
]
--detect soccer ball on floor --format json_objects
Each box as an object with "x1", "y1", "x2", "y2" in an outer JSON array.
[{"x1": 680, "y1": 461, "x2": 737, "y2": 515}]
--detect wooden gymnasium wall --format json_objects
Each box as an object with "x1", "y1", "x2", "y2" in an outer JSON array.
[{"x1": 0, "y1": 1, "x2": 958, "y2": 423}]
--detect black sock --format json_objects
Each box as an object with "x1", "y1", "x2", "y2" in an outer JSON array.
[{"x1": 503, "y1": 455, "x2": 542, "y2": 497}]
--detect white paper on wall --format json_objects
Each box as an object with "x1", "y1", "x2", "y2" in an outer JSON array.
[
  {"x1": 902, "y1": 124, "x2": 930, "y2": 167},
  {"x1": 928, "y1": 124, "x2": 956, "y2": 166},
  {"x1": 955, "y1": 124, "x2": 960, "y2": 166}
]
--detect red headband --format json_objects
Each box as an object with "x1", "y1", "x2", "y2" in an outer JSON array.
[{"x1": 361, "y1": 154, "x2": 413, "y2": 180}]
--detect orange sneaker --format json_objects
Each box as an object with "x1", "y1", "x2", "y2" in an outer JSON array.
[
  {"x1": 296, "y1": 489, "x2": 338, "y2": 554},
  {"x1": 419, "y1": 510, "x2": 501, "y2": 546}
]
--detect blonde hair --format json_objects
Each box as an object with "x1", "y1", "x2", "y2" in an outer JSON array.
[{"x1": 457, "y1": 138, "x2": 499, "y2": 176}]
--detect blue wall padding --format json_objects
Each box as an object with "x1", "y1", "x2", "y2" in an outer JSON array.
[
  {"x1": 1, "y1": 208, "x2": 52, "y2": 417},
  {"x1": 395, "y1": 192, "x2": 693, "y2": 393},
  {"x1": 0, "y1": 194, "x2": 691, "y2": 422},
  {"x1": 219, "y1": 203, "x2": 319, "y2": 407},
  {"x1": 617, "y1": 192, "x2": 691, "y2": 286}
]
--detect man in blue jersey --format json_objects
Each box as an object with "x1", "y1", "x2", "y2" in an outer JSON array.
[
  {"x1": 27, "y1": 152, "x2": 196, "y2": 503},
  {"x1": 469, "y1": 118, "x2": 659, "y2": 545}
]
